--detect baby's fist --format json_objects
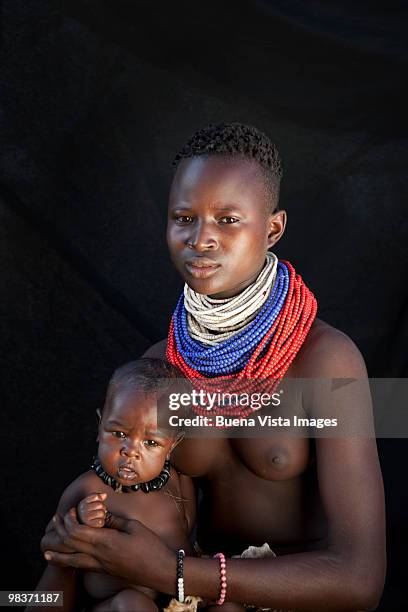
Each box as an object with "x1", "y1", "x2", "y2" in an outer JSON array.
[{"x1": 77, "y1": 493, "x2": 107, "y2": 528}]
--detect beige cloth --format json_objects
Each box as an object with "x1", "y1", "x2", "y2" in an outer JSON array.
[
  {"x1": 163, "y1": 595, "x2": 202, "y2": 612},
  {"x1": 233, "y1": 543, "x2": 292, "y2": 612},
  {"x1": 192, "y1": 542, "x2": 292, "y2": 612}
]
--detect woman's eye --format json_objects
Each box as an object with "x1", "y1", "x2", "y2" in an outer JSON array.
[
  {"x1": 175, "y1": 216, "x2": 193, "y2": 224},
  {"x1": 112, "y1": 431, "x2": 126, "y2": 439},
  {"x1": 219, "y1": 216, "x2": 239, "y2": 224},
  {"x1": 143, "y1": 439, "x2": 159, "y2": 447}
]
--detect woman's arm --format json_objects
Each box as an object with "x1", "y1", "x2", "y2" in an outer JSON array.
[
  {"x1": 176, "y1": 367, "x2": 386, "y2": 612},
  {"x1": 42, "y1": 331, "x2": 385, "y2": 610}
]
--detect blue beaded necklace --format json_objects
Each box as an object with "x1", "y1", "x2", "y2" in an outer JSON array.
[{"x1": 172, "y1": 261, "x2": 290, "y2": 376}]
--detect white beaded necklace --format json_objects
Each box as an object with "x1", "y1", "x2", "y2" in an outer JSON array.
[{"x1": 184, "y1": 252, "x2": 278, "y2": 346}]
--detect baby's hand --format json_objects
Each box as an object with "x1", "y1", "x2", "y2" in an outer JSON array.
[{"x1": 77, "y1": 493, "x2": 107, "y2": 528}]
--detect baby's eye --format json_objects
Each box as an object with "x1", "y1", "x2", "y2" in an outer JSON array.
[
  {"x1": 143, "y1": 439, "x2": 159, "y2": 447},
  {"x1": 175, "y1": 216, "x2": 193, "y2": 224},
  {"x1": 219, "y1": 216, "x2": 239, "y2": 224},
  {"x1": 112, "y1": 431, "x2": 126, "y2": 439}
]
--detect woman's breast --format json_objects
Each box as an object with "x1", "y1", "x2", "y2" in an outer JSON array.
[
  {"x1": 197, "y1": 437, "x2": 326, "y2": 554},
  {"x1": 230, "y1": 436, "x2": 311, "y2": 481}
]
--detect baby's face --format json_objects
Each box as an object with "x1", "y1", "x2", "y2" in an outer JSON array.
[{"x1": 98, "y1": 390, "x2": 175, "y2": 487}]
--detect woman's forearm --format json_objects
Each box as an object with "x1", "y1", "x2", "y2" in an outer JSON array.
[
  {"x1": 180, "y1": 551, "x2": 382, "y2": 611},
  {"x1": 42, "y1": 512, "x2": 384, "y2": 610}
]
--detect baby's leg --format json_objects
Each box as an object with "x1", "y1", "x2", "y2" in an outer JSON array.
[{"x1": 91, "y1": 588, "x2": 159, "y2": 612}]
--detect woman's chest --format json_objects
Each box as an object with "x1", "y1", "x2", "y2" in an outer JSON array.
[
  {"x1": 177, "y1": 434, "x2": 324, "y2": 551},
  {"x1": 175, "y1": 430, "x2": 313, "y2": 482},
  {"x1": 198, "y1": 439, "x2": 325, "y2": 552},
  {"x1": 203, "y1": 435, "x2": 315, "y2": 530}
]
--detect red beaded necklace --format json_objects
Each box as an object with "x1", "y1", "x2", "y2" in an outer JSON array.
[{"x1": 167, "y1": 260, "x2": 317, "y2": 417}]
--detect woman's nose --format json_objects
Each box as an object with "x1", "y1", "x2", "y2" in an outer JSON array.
[{"x1": 187, "y1": 220, "x2": 218, "y2": 251}]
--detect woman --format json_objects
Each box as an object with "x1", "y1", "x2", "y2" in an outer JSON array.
[{"x1": 43, "y1": 123, "x2": 385, "y2": 611}]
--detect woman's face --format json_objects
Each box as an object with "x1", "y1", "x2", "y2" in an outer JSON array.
[
  {"x1": 98, "y1": 390, "x2": 175, "y2": 487},
  {"x1": 167, "y1": 156, "x2": 285, "y2": 299}
]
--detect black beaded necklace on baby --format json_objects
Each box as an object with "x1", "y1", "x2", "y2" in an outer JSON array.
[{"x1": 91, "y1": 456, "x2": 171, "y2": 493}]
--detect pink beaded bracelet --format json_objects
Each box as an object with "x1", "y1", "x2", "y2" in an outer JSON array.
[{"x1": 213, "y1": 552, "x2": 227, "y2": 605}]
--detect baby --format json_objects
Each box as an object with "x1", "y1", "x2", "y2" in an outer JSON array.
[{"x1": 35, "y1": 358, "x2": 196, "y2": 612}]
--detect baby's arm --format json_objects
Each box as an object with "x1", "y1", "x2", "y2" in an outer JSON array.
[{"x1": 28, "y1": 472, "x2": 104, "y2": 612}]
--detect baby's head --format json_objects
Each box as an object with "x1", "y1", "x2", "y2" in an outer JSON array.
[
  {"x1": 167, "y1": 122, "x2": 287, "y2": 298},
  {"x1": 97, "y1": 358, "x2": 184, "y2": 489}
]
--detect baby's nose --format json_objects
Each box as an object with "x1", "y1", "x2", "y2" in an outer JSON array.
[{"x1": 121, "y1": 441, "x2": 141, "y2": 458}]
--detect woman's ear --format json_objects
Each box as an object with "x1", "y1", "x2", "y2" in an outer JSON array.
[{"x1": 267, "y1": 209, "x2": 287, "y2": 248}]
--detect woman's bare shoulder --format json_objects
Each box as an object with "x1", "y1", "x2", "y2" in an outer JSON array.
[
  {"x1": 296, "y1": 318, "x2": 367, "y2": 378},
  {"x1": 143, "y1": 338, "x2": 167, "y2": 359}
]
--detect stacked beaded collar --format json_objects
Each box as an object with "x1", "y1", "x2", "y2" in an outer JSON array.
[
  {"x1": 185, "y1": 253, "x2": 278, "y2": 345},
  {"x1": 166, "y1": 257, "x2": 317, "y2": 416},
  {"x1": 91, "y1": 457, "x2": 171, "y2": 493}
]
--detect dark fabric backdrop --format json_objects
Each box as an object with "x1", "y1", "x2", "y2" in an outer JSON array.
[{"x1": 1, "y1": 1, "x2": 407, "y2": 609}]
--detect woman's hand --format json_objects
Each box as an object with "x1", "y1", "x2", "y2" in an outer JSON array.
[
  {"x1": 42, "y1": 508, "x2": 176, "y2": 593},
  {"x1": 41, "y1": 517, "x2": 77, "y2": 555}
]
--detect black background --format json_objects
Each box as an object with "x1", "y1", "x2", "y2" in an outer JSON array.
[{"x1": 1, "y1": 1, "x2": 407, "y2": 609}]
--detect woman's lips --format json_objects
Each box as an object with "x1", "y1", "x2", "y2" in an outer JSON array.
[{"x1": 185, "y1": 260, "x2": 221, "y2": 279}]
